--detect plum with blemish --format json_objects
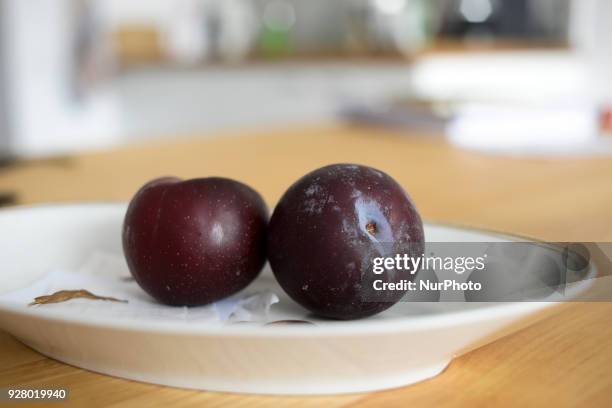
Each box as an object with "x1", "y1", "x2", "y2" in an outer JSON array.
[
  {"x1": 268, "y1": 164, "x2": 424, "y2": 320},
  {"x1": 122, "y1": 177, "x2": 268, "y2": 306}
]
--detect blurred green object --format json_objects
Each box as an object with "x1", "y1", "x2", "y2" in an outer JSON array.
[
  {"x1": 253, "y1": 0, "x2": 436, "y2": 59},
  {"x1": 259, "y1": 26, "x2": 293, "y2": 58}
]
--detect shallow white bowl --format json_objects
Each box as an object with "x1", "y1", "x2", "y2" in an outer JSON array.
[{"x1": 0, "y1": 204, "x2": 591, "y2": 395}]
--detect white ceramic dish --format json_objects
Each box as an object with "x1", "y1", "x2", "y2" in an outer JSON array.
[{"x1": 0, "y1": 204, "x2": 593, "y2": 395}]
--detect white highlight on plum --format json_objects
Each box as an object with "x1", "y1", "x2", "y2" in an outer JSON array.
[{"x1": 211, "y1": 223, "x2": 225, "y2": 244}]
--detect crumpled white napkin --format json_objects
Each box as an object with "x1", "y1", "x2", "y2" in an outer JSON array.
[{"x1": 0, "y1": 251, "x2": 279, "y2": 324}]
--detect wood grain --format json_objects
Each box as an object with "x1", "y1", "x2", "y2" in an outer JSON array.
[{"x1": 1, "y1": 124, "x2": 611, "y2": 407}]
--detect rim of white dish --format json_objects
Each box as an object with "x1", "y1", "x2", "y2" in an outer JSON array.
[{"x1": 0, "y1": 202, "x2": 595, "y2": 338}]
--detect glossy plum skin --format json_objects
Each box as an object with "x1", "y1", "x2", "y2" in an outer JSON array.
[
  {"x1": 268, "y1": 164, "x2": 424, "y2": 320},
  {"x1": 123, "y1": 177, "x2": 268, "y2": 306}
]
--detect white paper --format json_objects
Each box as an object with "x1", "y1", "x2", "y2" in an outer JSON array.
[{"x1": 0, "y1": 251, "x2": 279, "y2": 324}]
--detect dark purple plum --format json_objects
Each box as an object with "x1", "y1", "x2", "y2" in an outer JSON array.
[
  {"x1": 268, "y1": 164, "x2": 424, "y2": 320},
  {"x1": 123, "y1": 177, "x2": 268, "y2": 306}
]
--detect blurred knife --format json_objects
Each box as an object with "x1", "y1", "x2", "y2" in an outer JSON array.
[{"x1": 339, "y1": 98, "x2": 454, "y2": 133}]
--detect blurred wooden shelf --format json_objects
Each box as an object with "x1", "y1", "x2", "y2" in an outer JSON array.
[{"x1": 111, "y1": 27, "x2": 567, "y2": 70}]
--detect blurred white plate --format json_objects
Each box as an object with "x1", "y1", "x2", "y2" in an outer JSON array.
[{"x1": 0, "y1": 204, "x2": 593, "y2": 395}]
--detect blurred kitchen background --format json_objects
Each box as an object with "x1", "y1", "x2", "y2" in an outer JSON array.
[{"x1": 1, "y1": 0, "x2": 611, "y2": 159}]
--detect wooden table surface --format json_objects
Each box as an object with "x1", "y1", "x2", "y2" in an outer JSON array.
[{"x1": 1, "y1": 124, "x2": 611, "y2": 407}]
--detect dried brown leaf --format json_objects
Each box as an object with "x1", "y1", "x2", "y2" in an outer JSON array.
[{"x1": 29, "y1": 290, "x2": 128, "y2": 306}]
